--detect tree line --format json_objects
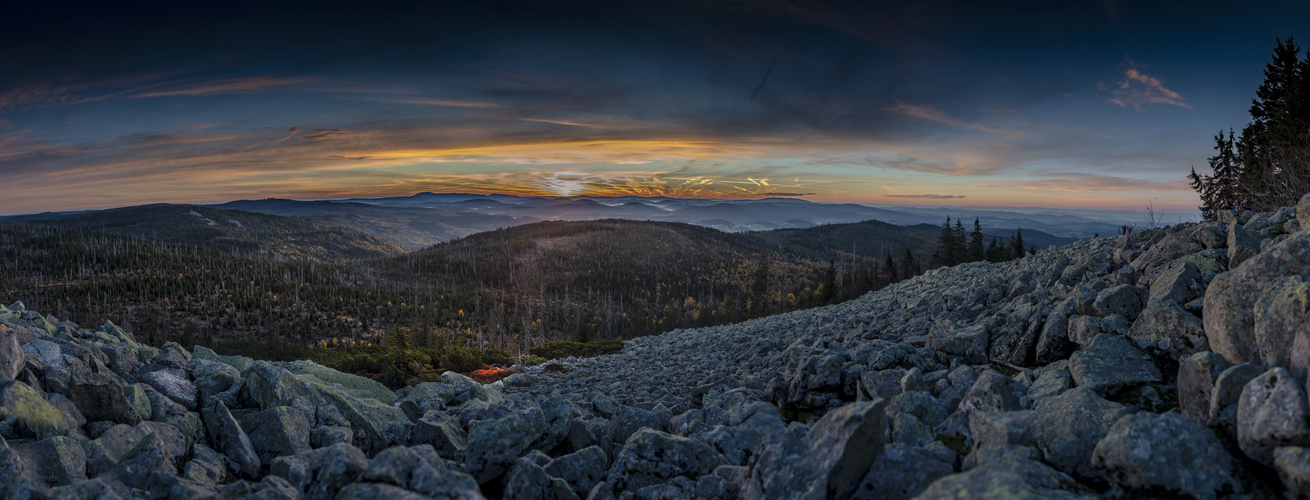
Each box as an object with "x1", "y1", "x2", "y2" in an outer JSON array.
[{"x1": 1190, "y1": 37, "x2": 1310, "y2": 219}]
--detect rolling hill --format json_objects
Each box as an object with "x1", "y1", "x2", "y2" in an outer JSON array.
[{"x1": 30, "y1": 204, "x2": 404, "y2": 262}]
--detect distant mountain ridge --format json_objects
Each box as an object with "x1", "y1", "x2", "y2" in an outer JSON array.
[
  {"x1": 22, "y1": 204, "x2": 403, "y2": 262},
  {"x1": 214, "y1": 192, "x2": 1106, "y2": 246}
]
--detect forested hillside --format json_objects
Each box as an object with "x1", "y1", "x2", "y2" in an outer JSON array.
[
  {"x1": 0, "y1": 215, "x2": 1047, "y2": 380},
  {"x1": 31, "y1": 204, "x2": 404, "y2": 261}
]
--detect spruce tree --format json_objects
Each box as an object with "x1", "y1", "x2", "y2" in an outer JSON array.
[
  {"x1": 986, "y1": 236, "x2": 1000, "y2": 262},
  {"x1": 967, "y1": 218, "x2": 985, "y2": 262},
  {"x1": 822, "y1": 259, "x2": 837, "y2": 304},
  {"x1": 931, "y1": 217, "x2": 958, "y2": 268},
  {"x1": 1011, "y1": 229, "x2": 1025, "y2": 260},
  {"x1": 953, "y1": 219, "x2": 967, "y2": 264},
  {"x1": 883, "y1": 249, "x2": 896, "y2": 284},
  {"x1": 898, "y1": 247, "x2": 917, "y2": 280}
]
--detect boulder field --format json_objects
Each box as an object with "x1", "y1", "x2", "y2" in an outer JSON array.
[{"x1": 6, "y1": 194, "x2": 1310, "y2": 498}]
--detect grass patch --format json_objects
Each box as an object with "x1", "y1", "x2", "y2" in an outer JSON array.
[{"x1": 528, "y1": 340, "x2": 624, "y2": 360}]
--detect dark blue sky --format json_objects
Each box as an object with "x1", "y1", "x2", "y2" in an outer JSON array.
[{"x1": 2, "y1": 0, "x2": 1307, "y2": 214}]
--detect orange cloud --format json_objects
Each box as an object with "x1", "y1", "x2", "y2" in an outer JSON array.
[{"x1": 1104, "y1": 67, "x2": 1191, "y2": 110}]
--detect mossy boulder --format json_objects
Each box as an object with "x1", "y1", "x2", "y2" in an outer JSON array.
[
  {"x1": 288, "y1": 360, "x2": 395, "y2": 404},
  {"x1": 0, "y1": 381, "x2": 71, "y2": 439}
]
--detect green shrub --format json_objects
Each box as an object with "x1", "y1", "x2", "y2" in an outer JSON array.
[{"x1": 528, "y1": 340, "x2": 623, "y2": 360}]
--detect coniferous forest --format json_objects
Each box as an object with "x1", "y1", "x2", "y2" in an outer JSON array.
[{"x1": 0, "y1": 214, "x2": 1036, "y2": 382}]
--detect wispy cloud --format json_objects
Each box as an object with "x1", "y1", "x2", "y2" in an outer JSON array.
[
  {"x1": 886, "y1": 193, "x2": 966, "y2": 199},
  {"x1": 886, "y1": 102, "x2": 1017, "y2": 137},
  {"x1": 1102, "y1": 65, "x2": 1190, "y2": 110},
  {"x1": 132, "y1": 76, "x2": 313, "y2": 98},
  {"x1": 376, "y1": 97, "x2": 506, "y2": 108}
]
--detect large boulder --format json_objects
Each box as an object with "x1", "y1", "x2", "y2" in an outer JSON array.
[
  {"x1": 13, "y1": 436, "x2": 86, "y2": 486},
  {"x1": 851, "y1": 444, "x2": 954, "y2": 500},
  {"x1": 957, "y1": 370, "x2": 1023, "y2": 414},
  {"x1": 1253, "y1": 276, "x2": 1310, "y2": 382},
  {"x1": 1237, "y1": 367, "x2": 1310, "y2": 465},
  {"x1": 68, "y1": 367, "x2": 139, "y2": 425},
  {"x1": 201, "y1": 401, "x2": 261, "y2": 479},
  {"x1": 1177, "y1": 351, "x2": 1232, "y2": 425},
  {"x1": 465, "y1": 409, "x2": 545, "y2": 484},
  {"x1": 1068, "y1": 334, "x2": 1161, "y2": 397},
  {"x1": 805, "y1": 399, "x2": 890, "y2": 499},
  {"x1": 1208, "y1": 363, "x2": 1266, "y2": 432},
  {"x1": 270, "y1": 443, "x2": 370, "y2": 500},
  {"x1": 242, "y1": 406, "x2": 312, "y2": 464},
  {"x1": 504, "y1": 456, "x2": 578, "y2": 500},
  {"x1": 0, "y1": 380, "x2": 70, "y2": 439},
  {"x1": 1092, "y1": 412, "x2": 1239, "y2": 498},
  {"x1": 1093, "y1": 284, "x2": 1148, "y2": 321},
  {"x1": 545, "y1": 445, "x2": 609, "y2": 499},
  {"x1": 928, "y1": 323, "x2": 989, "y2": 365},
  {"x1": 1204, "y1": 231, "x2": 1310, "y2": 366},
  {"x1": 0, "y1": 327, "x2": 22, "y2": 382},
  {"x1": 139, "y1": 369, "x2": 198, "y2": 411},
  {"x1": 912, "y1": 457, "x2": 1093, "y2": 500},
  {"x1": 606, "y1": 428, "x2": 727, "y2": 493},
  {"x1": 1032, "y1": 387, "x2": 1134, "y2": 483},
  {"x1": 1127, "y1": 300, "x2": 1208, "y2": 359},
  {"x1": 1149, "y1": 260, "x2": 1205, "y2": 305},
  {"x1": 85, "y1": 422, "x2": 186, "y2": 477},
  {"x1": 1229, "y1": 223, "x2": 1262, "y2": 268}
]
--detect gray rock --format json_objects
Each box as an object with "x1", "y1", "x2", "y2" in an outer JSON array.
[
  {"x1": 890, "y1": 391, "x2": 947, "y2": 429},
  {"x1": 85, "y1": 422, "x2": 186, "y2": 477},
  {"x1": 805, "y1": 399, "x2": 889, "y2": 500},
  {"x1": 1127, "y1": 299, "x2": 1208, "y2": 359},
  {"x1": 1204, "y1": 231, "x2": 1310, "y2": 366},
  {"x1": 1067, "y1": 314, "x2": 1130, "y2": 347},
  {"x1": 546, "y1": 445, "x2": 609, "y2": 499},
  {"x1": 1149, "y1": 260, "x2": 1205, "y2": 305},
  {"x1": 1032, "y1": 387, "x2": 1133, "y2": 483},
  {"x1": 927, "y1": 323, "x2": 989, "y2": 365},
  {"x1": 606, "y1": 404, "x2": 662, "y2": 445},
  {"x1": 504, "y1": 456, "x2": 579, "y2": 500},
  {"x1": 200, "y1": 401, "x2": 261, "y2": 478},
  {"x1": 13, "y1": 435, "x2": 86, "y2": 486},
  {"x1": 0, "y1": 327, "x2": 22, "y2": 382},
  {"x1": 1274, "y1": 446, "x2": 1310, "y2": 497},
  {"x1": 312, "y1": 425, "x2": 353, "y2": 449},
  {"x1": 912, "y1": 457, "x2": 1093, "y2": 500},
  {"x1": 1068, "y1": 334, "x2": 1161, "y2": 397},
  {"x1": 862, "y1": 368, "x2": 907, "y2": 401},
  {"x1": 465, "y1": 409, "x2": 544, "y2": 484},
  {"x1": 68, "y1": 366, "x2": 139, "y2": 425},
  {"x1": 188, "y1": 358, "x2": 240, "y2": 404},
  {"x1": 1035, "y1": 298, "x2": 1077, "y2": 364},
  {"x1": 414, "y1": 414, "x2": 467, "y2": 459},
  {"x1": 1027, "y1": 362, "x2": 1071, "y2": 400},
  {"x1": 269, "y1": 443, "x2": 369, "y2": 500},
  {"x1": 1093, "y1": 284, "x2": 1148, "y2": 321},
  {"x1": 1177, "y1": 351, "x2": 1232, "y2": 425},
  {"x1": 606, "y1": 428, "x2": 727, "y2": 493},
  {"x1": 1229, "y1": 223, "x2": 1262, "y2": 268},
  {"x1": 1092, "y1": 412, "x2": 1239, "y2": 499},
  {"x1": 1254, "y1": 275, "x2": 1310, "y2": 381},
  {"x1": 1208, "y1": 363, "x2": 1266, "y2": 432},
  {"x1": 891, "y1": 412, "x2": 933, "y2": 447},
  {"x1": 0, "y1": 380, "x2": 70, "y2": 439},
  {"x1": 1237, "y1": 367, "x2": 1310, "y2": 465},
  {"x1": 140, "y1": 369, "x2": 197, "y2": 411},
  {"x1": 182, "y1": 443, "x2": 227, "y2": 485},
  {"x1": 851, "y1": 444, "x2": 954, "y2": 500},
  {"x1": 241, "y1": 406, "x2": 312, "y2": 464},
  {"x1": 957, "y1": 370, "x2": 1023, "y2": 414},
  {"x1": 968, "y1": 410, "x2": 1036, "y2": 453}
]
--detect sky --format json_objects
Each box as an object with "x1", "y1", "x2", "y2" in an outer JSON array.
[{"x1": 2, "y1": 0, "x2": 1308, "y2": 215}]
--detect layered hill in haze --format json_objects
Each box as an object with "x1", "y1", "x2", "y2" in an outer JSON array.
[
  {"x1": 11, "y1": 205, "x2": 404, "y2": 262},
  {"x1": 208, "y1": 193, "x2": 1114, "y2": 249}
]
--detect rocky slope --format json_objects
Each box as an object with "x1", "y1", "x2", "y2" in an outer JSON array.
[{"x1": 4, "y1": 195, "x2": 1310, "y2": 499}]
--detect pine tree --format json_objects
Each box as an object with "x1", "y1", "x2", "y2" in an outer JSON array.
[
  {"x1": 931, "y1": 217, "x2": 958, "y2": 268},
  {"x1": 968, "y1": 218, "x2": 985, "y2": 262},
  {"x1": 822, "y1": 259, "x2": 837, "y2": 304},
  {"x1": 1010, "y1": 229, "x2": 1025, "y2": 260},
  {"x1": 898, "y1": 247, "x2": 917, "y2": 280},
  {"x1": 883, "y1": 249, "x2": 896, "y2": 284},
  {"x1": 986, "y1": 236, "x2": 1000, "y2": 262},
  {"x1": 954, "y1": 219, "x2": 967, "y2": 264}
]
